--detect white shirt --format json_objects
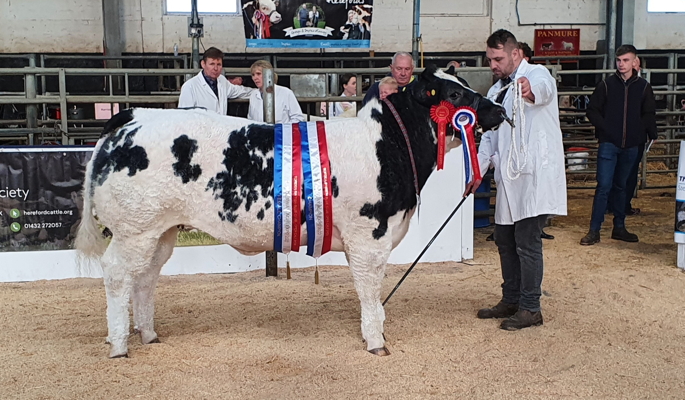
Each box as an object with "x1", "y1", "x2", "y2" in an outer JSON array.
[
  {"x1": 178, "y1": 71, "x2": 255, "y2": 115},
  {"x1": 328, "y1": 92, "x2": 356, "y2": 117},
  {"x1": 247, "y1": 85, "x2": 305, "y2": 124},
  {"x1": 477, "y1": 59, "x2": 568, "y2": 225}
]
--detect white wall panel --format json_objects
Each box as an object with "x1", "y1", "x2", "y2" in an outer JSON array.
[
  {"x1": 0, "y1": 0, "x2": 683, "y2": 54},
  {"x1": 0, "y1": 0, "x2": 103, "y2": 53}
]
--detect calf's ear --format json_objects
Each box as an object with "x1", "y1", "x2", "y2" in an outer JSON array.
[
  {"x1": 410, "y1": 79, "x2": 439, "y2": 106},
  {"x1": 420, "y1": 64, "x2": 439, "y2": 82}
]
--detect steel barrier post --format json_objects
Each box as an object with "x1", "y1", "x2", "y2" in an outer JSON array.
[
  {"x1": 263, "y1": 67, "x2": 278, "y2": 277},
  {"x1": 25, "y1": 54, "x2": 38, "y2": 145},
  {"x1": 58, "y1": 69, "x2": 68, "y2": 144}
]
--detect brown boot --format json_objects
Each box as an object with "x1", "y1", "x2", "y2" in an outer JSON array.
[
  {"x1": 500, "y1": 310, "x2": 543, "y2": 330},
  {"x1": 580, "y1": 230, "x2": 600, "y2": 246},
  {"x1": 477, "y1": 301, "x2": 519, "y2": 319}
]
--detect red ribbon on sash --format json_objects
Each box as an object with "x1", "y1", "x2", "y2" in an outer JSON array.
[
  {"x1": 430, "y1": 101, "x2": 457, "y2": 170},
  {"x1": 316, "y1": 121, "x2": 333, "y2": 255}
]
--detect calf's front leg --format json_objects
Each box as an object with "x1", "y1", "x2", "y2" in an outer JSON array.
[{"x1": 345, "y1": 235, "x2": 392, "y2": 356}]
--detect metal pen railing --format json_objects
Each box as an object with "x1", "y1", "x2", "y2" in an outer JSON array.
[{"x1": 1, "y1": 64, "x2": 684, "y2": 191}]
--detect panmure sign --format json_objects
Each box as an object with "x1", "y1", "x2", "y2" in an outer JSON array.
[{"x1": 534, "y1": 29, "x2": 581, "y2": 57}]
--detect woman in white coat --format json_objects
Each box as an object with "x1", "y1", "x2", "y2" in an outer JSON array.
[
  {"x1": 247, "y1": 60, "x2": 305, "y2": 124},
  {"x1": 177, "y1": 47, "x2": 255, "y2": 115},
  {"x1": 467, "y1": 30, "x2": 567, "y2": 331}
]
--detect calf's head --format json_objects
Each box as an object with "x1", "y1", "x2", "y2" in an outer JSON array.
[{"x1": 412, "y1": 64, "x2": 505, "y2": 133}]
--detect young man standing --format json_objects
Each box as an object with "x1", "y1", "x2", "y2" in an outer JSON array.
[
  {"x1": 580, "y1": 45, "x2": 657, "y2": 245},
  {"x1": 467, "y1": 29, "x2": 567, "y2": 330}
]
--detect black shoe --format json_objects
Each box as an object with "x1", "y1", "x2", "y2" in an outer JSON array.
[
  {"x1": 486, "y1": 233, "x2": 495, "y2": 241},
  {"x1": 580, "y1": 230, "x2": 600, "y2": 245},
  {"x1": 500, "y1": 310, "x2": 543, "y2": 330},
  {"x1": 477, "y1": 301, "x2": 519, "y2": 319},
  {"x1": 541, "y1": 231, "x2": 554, "y2": 240},
  {"x1": 611, "y1": 227, "x2": 639, "y2": 242}
]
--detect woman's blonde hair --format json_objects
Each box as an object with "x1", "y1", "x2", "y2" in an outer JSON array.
[{"x1": 250, "y1": 60, "x2": 278, "y2": 83}]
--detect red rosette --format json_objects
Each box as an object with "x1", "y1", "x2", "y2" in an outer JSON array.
[{"x1": 430, "y1": 101, "x2": 457, "y2": 170}]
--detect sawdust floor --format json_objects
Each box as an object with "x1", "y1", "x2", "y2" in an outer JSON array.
[{"x1": 1, "y1": 188, "x2": 685, "y2": 400}]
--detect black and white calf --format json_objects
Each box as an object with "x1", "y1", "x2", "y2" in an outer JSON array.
[{"x1": 75, "y1": 65, "x2": 505, "y2": 358}]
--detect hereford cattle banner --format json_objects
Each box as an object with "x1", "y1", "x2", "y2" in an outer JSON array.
[
  {"x1": 241, "y1": 0, "x2": 373, "y2": 48},
  {"x1": 534, "y1": 29, "x2": 580, "y2": 57},
  {"x1": 0, "y1": 147, "x2": 92, "y2": 252}
]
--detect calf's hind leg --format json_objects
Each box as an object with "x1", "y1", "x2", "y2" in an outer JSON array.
[
  {"x1": 132, "y1": 228, "x2": 177, "y2": 345},
  {"x1": 102, "y1": 235, "x2": 160, "y2": 358},
  {"x1": 345, "y1": 235, "x2": 392, "y2": 356}
]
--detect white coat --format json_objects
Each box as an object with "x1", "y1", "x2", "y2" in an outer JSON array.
[
  {"x1": 178, "y1": 72, "x2": 255, "y2": 115},
  {"x1": 477, "y1": 59, "x2": 567, "y2": 225},
  {"x1": 247, "y1": 85, "x2": 305, "y2": 124}
]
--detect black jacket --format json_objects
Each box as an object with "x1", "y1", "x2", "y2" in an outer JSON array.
[
  {"x1": 363, "y1": 75, "x2": 418, "y2": 106},
  {"x1": 586, "y1": 70, "x2": 657, "y2": 148},
  {"x1": 362, "y1": 72, "x2": 469, "y2": 106}
]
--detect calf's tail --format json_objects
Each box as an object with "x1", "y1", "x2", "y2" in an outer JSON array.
[{"x1": 74, "y1": 141, "x2": 107, "y2": 265}]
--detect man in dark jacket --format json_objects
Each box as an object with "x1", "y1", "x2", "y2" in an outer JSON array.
[
  {"x1": 581, "y1": 45, "x2": 657, "y2": 245},
  {"x1": 363, "y1": 52, "x2": 417, "y2": 105}
]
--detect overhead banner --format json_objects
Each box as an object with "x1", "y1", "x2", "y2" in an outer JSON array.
[
  {"x1": 534, "y1": 29, "x2": 581, "y2": 57},
  {"x1": 0, "y1": 147, "x2": 93, "y2": 252},
  {"x1": 241, "y1": 0, "x2": 373, "y2": 48}
]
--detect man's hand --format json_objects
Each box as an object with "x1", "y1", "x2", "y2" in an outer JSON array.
[
  {"x1": 517, "y1": 77, "x2": 535, "y2": 103},
  {"x1": 463, "y1": 179, "x2": 482, "y2": 197}
]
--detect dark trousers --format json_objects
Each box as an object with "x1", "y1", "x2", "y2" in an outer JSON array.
[
  {"x1": 590, "y1": 142, "x2": 639, "y2": 231},
  {"x1": 494, "y1": 215, "x2": 547, "y2": 312},
  {"x1": 608, "y1": 143, "x2": 644, "y2": 213}
]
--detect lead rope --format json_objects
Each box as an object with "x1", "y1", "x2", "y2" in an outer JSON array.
[
  {"x1": 382, "y1": 98, "x2": 422, "y2": 213},
  {"x1": 490, "y1": 80, "x2": 528, "y2": 181},
  {"x1": 506, "y1": 81, "x2": 528, "y2": 180}
]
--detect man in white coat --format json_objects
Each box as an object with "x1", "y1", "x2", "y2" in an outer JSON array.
[
  {"x1": 465, "y1": 29, "x2": 567, "y2": 330},
  {"x1": 178, "y1": 47, "x2": 255, "y2": 115}
]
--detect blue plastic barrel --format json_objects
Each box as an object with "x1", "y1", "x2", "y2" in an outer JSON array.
[{"x1": 474, "y1": 178, "x2": 492, "y2": 228}]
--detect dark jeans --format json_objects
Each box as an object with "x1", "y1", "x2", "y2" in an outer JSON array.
[
  {"x1": 608, "y1": 143, "x2": 644, "y2": 213},
  {"x1": 494, "y1": 215, "x2": 547, "y2": 312},
  {"x1": 590, "y1": 142, "x2": 639, "y2": 231}
]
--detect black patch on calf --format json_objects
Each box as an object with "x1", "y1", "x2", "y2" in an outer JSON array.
[
  {"x1": 359, "y1": 92, "x2": 438, "y2": 240},
  {"x1": 90, "y1": 126, "x2": 149, "y2": 194},
  {"x1": 100, "y1": 109, "x2": 135, "y2": 138},
  {"x1": 370, "y1": 108, "x2": 382, "y2": 124},
  {"x1": 331, "y1": 176, "x2": 339, "y2": 198},
  {"x1": 206, "y1": 124, "x2": 275, "y2": 223},
  {"x1": 171, "y1": 135, "x2": 202, "y2": 183},
  {"x1": 257, "y1": 209, "x2": 265, "y2": 220}
]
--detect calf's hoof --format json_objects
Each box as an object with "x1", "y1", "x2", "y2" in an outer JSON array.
[
  {"x1": 368, "y1": 347, "x2": 391, "y2": 356},
  {"x1": 145, "y1": 337, "x2": 161, "y2": 344},
  {"x1": 110, "y1": 353, "x2": 129, "y2": 359}
]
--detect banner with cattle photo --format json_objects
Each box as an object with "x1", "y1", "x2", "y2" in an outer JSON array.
[
  {"x1": 0, "y1": 147, "x2": 92, "y2": 252},
  {"x1": 241, "y1": 0, "x2": 373, "y2": 48}
]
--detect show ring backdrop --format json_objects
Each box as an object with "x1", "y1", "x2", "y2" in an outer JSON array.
[{"x1": 0, "y1": 146, "x2": 474, "y2": 282}]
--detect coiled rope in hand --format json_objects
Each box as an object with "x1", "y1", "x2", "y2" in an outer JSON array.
[{"x1": 489, "y1": 79, "x2": 529, "y2": 181}]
